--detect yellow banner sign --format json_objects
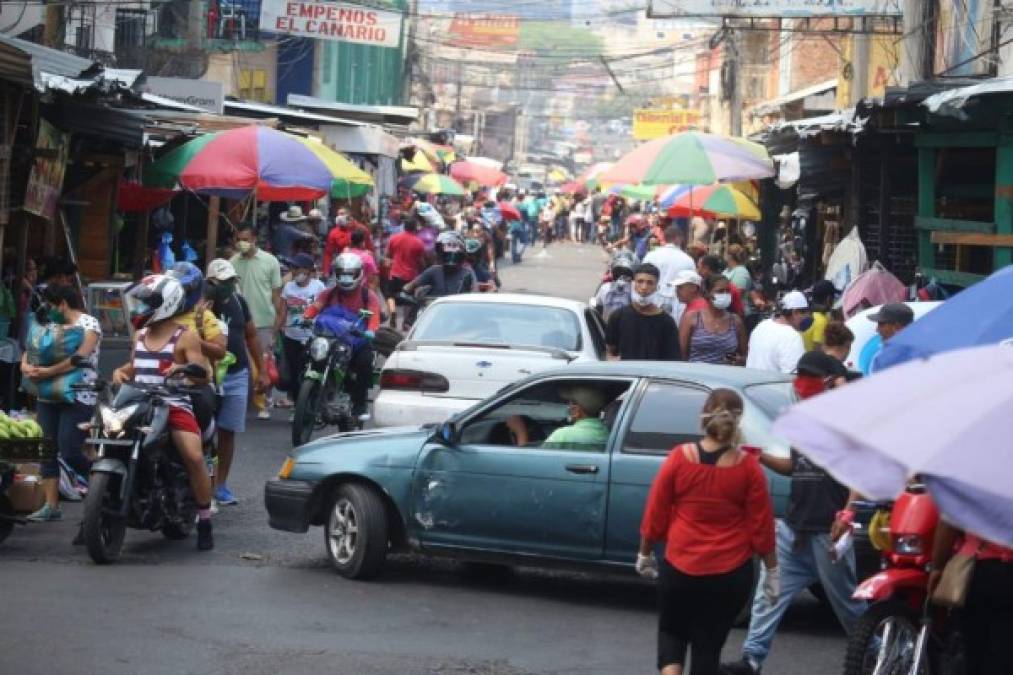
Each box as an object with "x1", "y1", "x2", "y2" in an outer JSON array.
[{"x1": 633, "y1": 108, "x2": 701, "y2": 140}]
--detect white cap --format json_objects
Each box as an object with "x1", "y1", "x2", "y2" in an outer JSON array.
[
  {"x1": 669, "y1": 270, "x2": 703, "y2": 288},
  {"x1": 781, "y1": 290, "x2": 809, "y2": 310},
  {"x1": 207, "y1": 258, "x2": 237, "y2": 281}
]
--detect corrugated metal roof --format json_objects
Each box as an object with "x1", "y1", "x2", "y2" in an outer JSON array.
[
  {"x1": 43, "y1": 101, "x2": 146, "y2": 149},
  {"x1": 0, "y1": 33, "x2": 94, "y2": 81},
  {"x1": 0, "y1": 40, "x2": 32, "y2": 86},
  {"x1": 287, "y1": 94, "x2": 418, "y2": 125},
  {"x1": 224, "y1": 99, "x2": 367, "y2": 127},
  {"x1": 922, "y1": 76, "x2": 1013, "y2": 119},
  {"x1": 750, "y1": 79, "x2": 839, "y2": 117}
]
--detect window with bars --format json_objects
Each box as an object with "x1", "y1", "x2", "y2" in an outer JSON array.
[{"x1": 116, "y1": 8, "x2": 147, "y2": 50}]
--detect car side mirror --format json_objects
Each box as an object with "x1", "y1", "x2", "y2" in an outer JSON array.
[{"x1": 439, "y1": 420, "x2": 458, "y2": 446}]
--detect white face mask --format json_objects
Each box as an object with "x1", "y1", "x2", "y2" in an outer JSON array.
[
  {"x1": 615, "y1": 278, "x2": 629, "y2": 289},
  {"x1": 631, "y1": 290, "x2": 659, "y2": 308},
  {"x1": 295, "y1": 272, "x2": 309, "y2": 285},
  {"x1": 712, "y1": 292, "x2": 732, "y2": 310}
]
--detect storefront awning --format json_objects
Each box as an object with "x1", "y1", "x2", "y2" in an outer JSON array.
[
  {"x1": 287, "y1": 94, "x2": 419, "y2": 127},
  {"x1": 750, "y1": 79, "x2": 839, "y2": 117},
  {"x1": 922, "y1": 76, "x2": 1013, "y2": 119}
]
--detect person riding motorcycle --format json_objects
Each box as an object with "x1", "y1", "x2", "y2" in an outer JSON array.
[
  {"x1": 593, "y1": 250, "x2": 639, "y2": 320},
  {"x1": 404, "y1": 231, "x2": 476, "y2": 298},
  {"x1": 167, "y1": 261, "x2": 227, "y2": 362},
  {"x1": 112, "y1": 275, "x2": 216, "y2": 551},
  {"x1": 303, "y1": 253, "x2": 381, "y2": 418}
]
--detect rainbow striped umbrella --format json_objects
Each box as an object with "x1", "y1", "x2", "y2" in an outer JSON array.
[
  {"x1": 403, "y1": 172, "x2": 468, "y2": 196},
  {"x1": 143, "y1": 125, "x2": 373, "y2": 201},
  {"x1": 666, "y1": 184, "x2": 761, "y2": 220}
]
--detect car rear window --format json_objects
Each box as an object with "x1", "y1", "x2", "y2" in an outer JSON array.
[
  {"x1": 413, "y1": 302, "x2": 581, "y2": 351},
  {"x1": 743, "y1": 382, "x2": 797, "y2": 419}
]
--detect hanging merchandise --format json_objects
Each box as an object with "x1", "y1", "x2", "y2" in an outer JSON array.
[
  {"x1": 158, "y1": 232, "x2": 176, "y2": 270},
  {"x1": 824, "y1": 226, "x2": 869, "y2": 292},
  {"x1": 181, "y1": 240, "x2": 199, "y2": 263},
  {"x1": 840, "y1": 261, "x2": 907, "y2": 319},
  {"x1": 774, "y1": 152, "x2": 800, "y2": 189}
]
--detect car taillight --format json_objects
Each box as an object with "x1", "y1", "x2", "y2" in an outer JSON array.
[{"x1": 380, "y1": 369, "x2": 449, "y2": 393}]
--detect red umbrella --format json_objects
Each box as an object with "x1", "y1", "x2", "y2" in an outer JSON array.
[
  {"x1": 450, "y1": 160, "x2": 508, "y2": 188},
  {"x1": 498, "y1": 201, "x2": 522, "y2": 221}
]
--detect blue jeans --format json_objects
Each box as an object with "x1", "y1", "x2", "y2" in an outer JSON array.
[
  {"x1": 510, "y1": 232, "x2": 526, "y2": 263},
  {"x1": 36, "y1": 400, "x2": 93, "y2": 479},
  {"x1": 741, "y1": 519, "x2": 867, "y2": 666}
]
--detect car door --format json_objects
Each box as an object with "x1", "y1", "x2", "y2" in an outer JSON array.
[
  {"x1": 409, "y1": 376, "x2": 633, "y2": 560},
  {"x1": 584, "y1": 308, "x2": 607, "y2": 360},
  {"x1": 604, "y1": 380, "x2": 710, "y2": 563}
]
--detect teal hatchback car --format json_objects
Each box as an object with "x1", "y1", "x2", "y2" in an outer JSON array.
[{"x1": 265, "y1": 362, "x2": 795, "y2": 580}]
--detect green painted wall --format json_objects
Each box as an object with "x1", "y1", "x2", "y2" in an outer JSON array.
[{"x1": 316, "y1": 0, "x2": 406, "y2": 105}]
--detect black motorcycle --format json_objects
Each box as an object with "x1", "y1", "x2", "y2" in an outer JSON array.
[
  {"x1": 291, "y1": 311, "x2": 373, "y2": 447},
  {"x1": 79, "y1": 363, "x2": 210, "y2": 564}
]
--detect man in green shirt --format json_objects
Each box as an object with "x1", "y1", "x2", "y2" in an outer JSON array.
[
  {"x1": 230, "y1": 224, "x2": 284, "y2": 419},
  {"x1": 542, "y1": 385, "x2": 610, "y2": 450}
]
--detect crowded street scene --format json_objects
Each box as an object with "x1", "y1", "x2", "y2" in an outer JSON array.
[{"x1": 1, "y1": 0, "x2": 1012, "y2": 674}]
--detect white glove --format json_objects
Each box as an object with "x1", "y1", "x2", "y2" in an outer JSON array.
[
  {"x1": 763, "y1": 565, "x2": 781, "y2": 606},
  {"x1": 636, "y1": 553, "x2": 659, "y2": 580}
]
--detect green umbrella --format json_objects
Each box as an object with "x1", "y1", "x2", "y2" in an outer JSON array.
[
  {"x1": 405, "y1": 173, "x2": 468, "y2": 196},
  {"x1": 143, "y1": 132, "x2": 221, "y2": 189}
]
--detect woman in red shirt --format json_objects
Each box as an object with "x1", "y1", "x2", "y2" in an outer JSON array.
[{"x1": 638, "y1": 389, "x2": 778, "y2": 675}]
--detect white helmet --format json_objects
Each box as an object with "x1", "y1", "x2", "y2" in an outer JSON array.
[
  {"x1": 126, "y1": 274, "x2": 186, "y2": 330},
  {"x1": 332, "y1": 252, "x2": 364, "y2": 292}
]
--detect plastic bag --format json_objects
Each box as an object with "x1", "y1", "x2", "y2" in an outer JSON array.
[
  {"x1": 158, "y1": 232, "x2": 176, "y2": 269},
  {"x1": 263, "y1": 352, "x2": 280, "y2": 387},
  {"x1": 181, "y1": 239, "x2": 198, "y2": 263}
]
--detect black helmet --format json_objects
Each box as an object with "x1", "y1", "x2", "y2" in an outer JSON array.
[{"x1": 436, "y1": 231, "x2": 465, "y2": 267}]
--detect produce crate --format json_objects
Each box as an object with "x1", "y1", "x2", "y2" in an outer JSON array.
[{"x1": 0, "y1": 438, "x2": 55, "y2": 464}]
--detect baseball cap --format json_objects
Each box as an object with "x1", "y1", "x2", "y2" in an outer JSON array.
[
  {"x1": 867, "y1": 302, "x2": 914, "y2": 326},
  {"x1": 669, "y1": 270, "x2": 703, "y2": 288},
  {"x1": 796, "y1": 351, "x2": 848, "y2": 378},
  {"x1": 781, "y1": 290, "x2": 809, "y2": 311},
  {"x1": 291, "y1": 253, "x2": 315, "y2": 270},
  {"x1": 206, "y1": 258, "x2": 237, "y2": 281}
]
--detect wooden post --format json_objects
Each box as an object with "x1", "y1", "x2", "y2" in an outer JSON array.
[
  {"x1": 994, "y1": 138, "x2": 1013, "y2": 269},
  {"x1": 878, "y1": 148, "x2": 891, "y2": 268},
  {"x1": 206, "y1": 196, "x2": 220, "y2": 263},
  {"x1": 132, "y1": 211, "x2": 150, "y2": 281},
  {"x1": 916, "y1": 148, "x2": 936, "y2": 272}
]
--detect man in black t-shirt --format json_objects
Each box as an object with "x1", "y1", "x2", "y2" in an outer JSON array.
[
  {"x1": 605, "y1": 263, "x2": 680, "y2": 361},
  {"x1": 723, "y1": 351, "x2": 867, "y2": 675},
  {"x1": 205, "y1": 258, "x2": 268, "y2": 506}
]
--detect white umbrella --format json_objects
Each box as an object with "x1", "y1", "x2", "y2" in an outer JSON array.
[{"x1": 773, "y1": 344, "x2": 1013, "y2": 546}]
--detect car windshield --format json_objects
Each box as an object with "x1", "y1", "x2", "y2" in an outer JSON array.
[
  {"x1": 412, "y1": 302, "x2": 581, "y2": 351},
  {"x1": 743, "y1": 382, "x2": 797, "y2": 419}
]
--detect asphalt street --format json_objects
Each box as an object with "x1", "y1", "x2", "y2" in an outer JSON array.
[{"x1": 0, "y1": 242, "x2": 847, "y2": 675}]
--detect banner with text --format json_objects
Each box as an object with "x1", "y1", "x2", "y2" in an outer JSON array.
[
  {"x1": 633, "y1": 108, "x2": 701, "y2": 140},
  {"x1": 448, "y1": 15, "x2": 519, "y2": 47},
  {"x1": 648, "y1": 0, "x2": 902, "y2": 17},
  {"x1": 261, "y1": 0, "x2": 403, "y2": 48}
]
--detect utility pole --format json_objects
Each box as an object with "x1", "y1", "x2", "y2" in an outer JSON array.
[
  {"x1": 850, "y1": 19, "x2": 871, "y2": 105},
  {"x1": 900, "y1": 0, "x2": 934, "y2": 84},
  {"x1": 43, "y1": 0, "x2": 66, "y2": 48},
  {"x1": 454, "y1": 60, "x2": 463, "y2": 130},
  {"x1": 727, "y1": 30, "x2": 742, "y2": 137}
]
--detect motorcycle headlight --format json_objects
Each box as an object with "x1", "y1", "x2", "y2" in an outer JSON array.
[
  {"x1": 309, "y1": 337, "x2": 330, "y2": 362},
  {"x1": 892, "y1": 534, "x2": 923, "y2": 556},
  {"x1": 100, "y1": 404, "x2": 139, "y2": 437}
]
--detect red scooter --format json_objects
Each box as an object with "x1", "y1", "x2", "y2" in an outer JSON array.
[{"x1": 843, "y1": 484, "x2": 941, "y2": 674}]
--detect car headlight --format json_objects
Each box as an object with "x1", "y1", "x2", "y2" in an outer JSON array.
[
  {"x1": 892, "y1": 534, "x2": 923, "y2": 555},
  {"x1": 309, "y1": 337, "x2": 330, "y2": 361},
  {"x1": 100, "y1": 404, "x2": 139, "y2": 437}
]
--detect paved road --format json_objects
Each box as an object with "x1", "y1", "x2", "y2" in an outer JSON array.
[{"x1": 0, "y1": 243, "x2": 847, "y2": 675}]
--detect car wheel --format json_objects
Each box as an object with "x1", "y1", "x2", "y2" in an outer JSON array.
[{"x1": 324, "y1": 483, "x2": 388, "y2": 580}]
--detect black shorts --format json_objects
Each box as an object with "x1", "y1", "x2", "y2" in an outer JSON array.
[{"x1": 383, "y1": 277, "x2": 408, "y2": 299}]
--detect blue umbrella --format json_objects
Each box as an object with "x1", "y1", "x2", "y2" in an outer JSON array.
[{"x1": 875, "y1": 265, "x2": 1013, "y2": 370}]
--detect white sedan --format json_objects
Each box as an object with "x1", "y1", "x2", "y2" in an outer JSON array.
[{"x1": 373, "y1": 293, "x2": 606, "y2": 427}]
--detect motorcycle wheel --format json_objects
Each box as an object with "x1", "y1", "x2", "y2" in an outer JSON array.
[
  {"x1": 293, "y1": 378, "x2": 323, "y2": 447},
  {"x1": 843, "y1": 599, "x2": 924, "y2": 675},
  {"x1": 83, "y1": 472, "x2": 127, "y2": 564},
  {"x1": 0, "y1": 494, "x2": 15, "y2": 545}
]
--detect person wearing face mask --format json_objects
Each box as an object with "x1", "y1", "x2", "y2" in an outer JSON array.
[
  {"x1": 20, "y1": 283, "x2": 102, "y2": 524},
  {"x1": 744, "y1": 290, "x2": 809, "y2": 374},
  {"x1": 204, "y1": 259, "x2": 266, "y2": 506},
  {"x1": 279, "y1": 254, "x2": 326, "y2": 409},
  {"x1": 723, "y1": 351, "x2": 866, "y2": 675},
  {"x1": 605, "y1": 263, "x2": 681, "y2": 361},
  {"x1": 680, "y1": 275, "x2": 747, "y2": 365},
  {"x1": 323, "y1": 208, "x2": 374, "y2": 276}
]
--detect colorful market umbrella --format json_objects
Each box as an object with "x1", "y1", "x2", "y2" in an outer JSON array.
[
  {"x1": 400, "y1": 152, "x2": 436, "y2": 174},
  {"x1": 404, "y1": 173, "x2": 467, "y2": 196},
  {"x1": 773, "y1": 343, "x2": 1013, "y2": 547},
  {"x1": 450, "y1": 160, "x2": 507, "y2": 188},
  {"x1": 498, "y1": 201, "x2": 522, "y2": 221},
  {"x1": 575, "y1": 162, "x2": 614, "y2": 191},
  {"x1": 608, "y1": 183, "x2": 666, "y2": 202},
  {"x1": 143, "y1": 125, "x2": 373, "y2": 201},
  {"x1": 666, "y1": 184, "x2": 761, "y2": 220},
  {"x1": 413, "y1": 138, "x2": 456, "y2": 165},
  {"x1": 601, "y1": 131, "x2": 774, "y2": 186}
]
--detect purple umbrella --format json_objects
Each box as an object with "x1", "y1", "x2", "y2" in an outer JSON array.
[{"x1": 772, "y1": 344, "x2": 1013, "y2": 546}]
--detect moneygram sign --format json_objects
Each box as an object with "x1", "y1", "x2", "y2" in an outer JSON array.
[
  {"x1": 260, "y1": 0, "x2": 403, "y2": 48},
  {"x1": 633, "y1": 108, "x2": 701, "y2": 140},
  {"x1": 649, "y1": 0, "x2": 902, "y2": 17}
]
